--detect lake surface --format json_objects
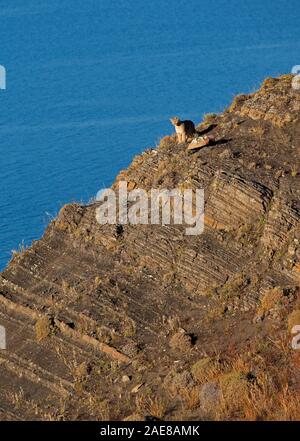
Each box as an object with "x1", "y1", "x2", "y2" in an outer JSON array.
[{"x1": 0, "y1": 0, "x2": 299, "y2": 269}]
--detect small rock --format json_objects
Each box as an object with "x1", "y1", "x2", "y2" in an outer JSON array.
[
  {"x1": 145, "y1": 415, "x2": 161, "y2": 421},
  {"x1": 122, "y1": 375, "x2": 131, "y2": 383},
  {"x1": 199, "y1": 381, "x2": 221, "y2": 413},
  {"x1": 131, "y1": 383, "x2": 144, "y2": 394},
  {"x1": 127, "y1": 181, "x2": 137, "y2": 191}
]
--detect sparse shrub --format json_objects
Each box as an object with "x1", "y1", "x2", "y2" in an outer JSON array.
[
  {"x1": 6, "y1": 388, "x2": 25, "y2": 409},
  {"x1": 98, "y1": 399, "x2": 110, "y2": 420},
  {"x1": 94, "y1": 276, "x2": 102, "y2": 288},
  {"x1": 11, "y1": 240, "x2": 27, "y2": 260},
  {"x1": 191, "y1": 357, "x2": 226, "y2": 384},
  {"x1": 35, "y1": 316, "x2": 52, "y2": 341},
  {"x1": 122, "y1": 340, "x2": 140, "y2": 357},
  {"x1": 291, "y1": 165, "x2": 298, "y2": 177},
  {"x1": 203, "y1": 113, "x2": 217, "y2": 122},
  {"x1": 228, "y1": 94, "x2": 248, "y2": 112},
  {"x1": 149, "y1": 396, "x2": 167, "y2": 419},
  {"x1": 257, "y1": 287, "x2": 283, "y2": 317},
  {"x1": 191, "y1": 357, "x2": 213, "y2": 383},
  {"x1": 97, "y1": 359, "x2": 112, "y2": 374},
  {"x1": 74, "y1": 362, "x2": 91, "y2": 381},
  {"x1": 61, "y1": 280, "x2": 79, "y2": 301},
  {"x1": 162, "y1": 271, "x2": 176, "y2": 286},
  {"x1": 261, "y1": 77, "x2": 278, "y2": 89},
  {"x1": 123, "y1": 413, "x2": 144, "y2": 421},
  {"x1": 135, "y1": 394, "x2": 167, "y2": 419},
  {"x1": 123, "y1": 318, "x2": 136, "y2": 337},
  {"x1": 219, "y1": 370, "x2": 249, "y2": 402},
  {"x1": 158, "y1": 135, "x2": 176, "y2": 150},
  {"x1": 180, "y1": 386, "x2": 201, "y2": 410},
  {"x1": 169, "y1": 330, "x2": 192, "y2": 352},
  {"x1": 218, "y1": 273, "x2": 249, "y2": 301},
  {"x1": 250, "y1": 125, "x2": 265, "y2": 141}
]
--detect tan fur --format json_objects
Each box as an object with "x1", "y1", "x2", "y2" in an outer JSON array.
[{"x1": 170, "y1": 116, "x2": 196, "y2": 143}]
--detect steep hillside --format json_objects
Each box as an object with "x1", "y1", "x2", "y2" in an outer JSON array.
[{"x1": 0, "y1": 74, "x2": 300, "y2": 420}]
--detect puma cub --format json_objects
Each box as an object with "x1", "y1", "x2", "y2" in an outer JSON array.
[{"x1": 170, "y1": 117, "x2": 196, "y2": 143}]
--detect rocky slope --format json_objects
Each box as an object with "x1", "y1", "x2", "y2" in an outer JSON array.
[{"x1": 0, "y1": 74, "x2": 300, "y2": 420}]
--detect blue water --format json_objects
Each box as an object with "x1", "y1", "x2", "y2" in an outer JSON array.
[{"x1": 0, "y1": 0, "x2": 299, "y2": 269}]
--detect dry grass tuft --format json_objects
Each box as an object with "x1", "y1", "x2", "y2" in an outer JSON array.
[
  {"x1": 158, "y1": 135, "x2": 176, "y2": 150},
  {"x1": 228, "y1": 94, "x2": 248, "y2": 112},
  {"x1": 219, "y1": 370, "x2": 249, "y2": 402},
  {"x1": 135, "y1": 394, "x2": 167, "y2": 419},
  {"x1": 203, "y1": 113, "x2": 217, "y2": 123},
  {"x1": 257, "y1": 287, "x2": 283, "y2": 317},
  {"x1": 169, "y1": 331, "x2": 193, "y2": 352},
  {"x1": 179, "y1": 386, "x2": 201, "y2": 410},
  {"x1": 61, "y1": 280, "x2": 79, "y2": 301},
  {"x1": 35, "y1": 316, "x2": 53, "y2": 341},
  {"x1": 191, "y1": 357, "x2": 215, "y2": 383},
  {"x1": 250, "y1": 125, "x2": 265, "y2": 141},
  {"x1": 291, "y1": 165, "x2": 298, "y2": 177}
]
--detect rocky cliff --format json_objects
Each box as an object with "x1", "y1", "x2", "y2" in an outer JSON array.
[{"x1": 0, "y1": 74, "x2": 300, "y2": 420}]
